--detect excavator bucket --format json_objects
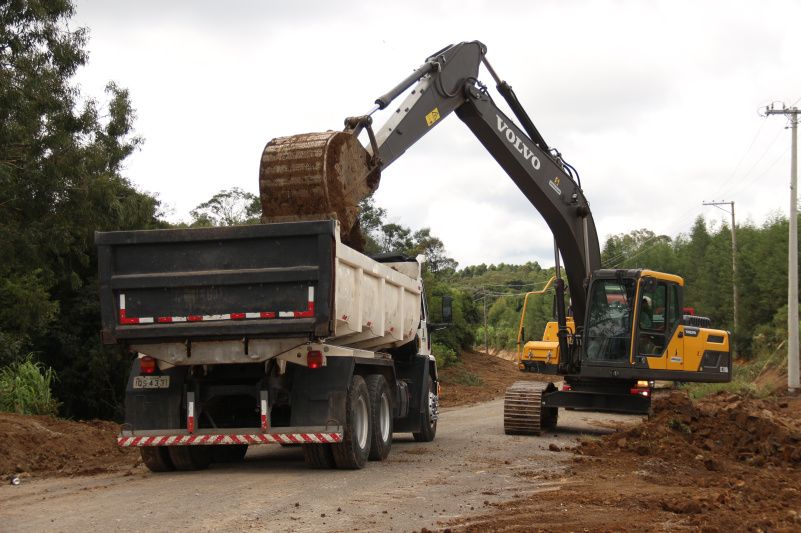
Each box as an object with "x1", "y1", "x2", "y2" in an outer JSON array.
[{"x1": 259, "y1": 131, "x2": 380, "y2": 249}]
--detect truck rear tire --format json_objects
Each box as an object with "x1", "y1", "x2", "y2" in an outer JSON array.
[
  {"x1": 140, "y1": 447, "x2": 175, "y2": 472},
  {"x1": 366, "y1": 374, "x2": 393, "y2": 461},
  {"x1": 412, "y1": 376, "x2": 438, "y2": 442},
  {"x1": 168, "y1": 446, "x2": 212, "y2": 471},
  {"x1": 332, "y1": 375, "x2": 372, "y2": 469},
  {"x1": 303, "y1": 444, "x2": 336, "y2": 468},
  {"x1": 211, "y1": 444, "x2": 248, "y2": 463}
]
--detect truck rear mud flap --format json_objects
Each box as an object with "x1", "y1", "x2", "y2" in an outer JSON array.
[{"x1": 118, "y1": 428, "x2": 343, "y2": 447}]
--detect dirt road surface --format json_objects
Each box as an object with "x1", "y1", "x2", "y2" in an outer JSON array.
[{"x1": 0, "y1": 399, "x2": 637, "y2": 532}]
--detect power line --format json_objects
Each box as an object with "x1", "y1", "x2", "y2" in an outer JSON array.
[
  {"x1": 602, "y1": 131, "x2": 789, "y2": 270},
  {"x1": 702, "y1": 201, "x2": 738, "y2": 355}
]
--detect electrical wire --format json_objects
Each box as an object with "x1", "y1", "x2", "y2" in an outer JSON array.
[{"x1": 601, "y1": 112, "x2": 788, "y2": 269}]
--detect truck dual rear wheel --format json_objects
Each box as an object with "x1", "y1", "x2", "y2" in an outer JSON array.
[
  {"x1": 413, "y1": 376, "x2": 438, "y2": 442},
  {"x1": 332, "y1": 375, "x2": 372, "y2": 469},
  {"x1": 303, "y1": 443, "x2": 336, "y2": 468},
  {"x1": 366, "y1": 375, "x2": 393, "y2": 461},
  {"x1": 140, "y1": 447, "x2": 174, "y2": 472},
  {"x1": 168, "y1": 446, "x2": 212, "y2": 471}
]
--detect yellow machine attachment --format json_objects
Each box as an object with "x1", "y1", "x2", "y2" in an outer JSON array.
[
  {"x1": 518, "y1": 318, "x2": 576, "y2": 371},
  {"x1": 514, "y1": 276, "x2": 575, "y2": 372}
]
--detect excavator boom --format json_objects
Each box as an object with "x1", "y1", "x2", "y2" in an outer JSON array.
[{"x1": 259, "y1": 41, "x2": 601, "y2": 326}]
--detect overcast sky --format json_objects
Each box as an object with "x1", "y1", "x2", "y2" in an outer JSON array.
[{"x1": 73, "y1": 0, "x2": 801, "y2": 268}]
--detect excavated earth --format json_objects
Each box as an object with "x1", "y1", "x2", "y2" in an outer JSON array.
[
  {"x1": 0, "y1": 413, "x2": 138, "y2": 478},
  {"x1": 3, "y1": 354, "x2": 801, "y2": 533},
  {"x1": 438, "y1": 350, "x2": 555, "y2": 407},
  {"x1": 443, "y1": 389, "x2": 801, "y2": 533}
]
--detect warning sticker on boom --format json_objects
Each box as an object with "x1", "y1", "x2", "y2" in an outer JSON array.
[{"x1": 425, "y1": 108, "x2": 441, "y2": 127}]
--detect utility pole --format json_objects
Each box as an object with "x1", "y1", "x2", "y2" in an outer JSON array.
[
  {"x1": 702, "y1": 200, "x2": 738, "y2": 355},
  {"x1": 764, "y1": 103, "x2": 800, "y2": 393},
  {"x1": 483, "y1": 287, "x2": 489, "y2": 355}
]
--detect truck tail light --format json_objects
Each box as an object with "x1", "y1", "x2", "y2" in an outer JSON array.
[
  {"x1": 307, "y1": 351, "x2": 324, "y2": 369},
  {"x1": 140, "y1": 356, "x2": 157, "y2": 374},
  {"x1": 630, "y1": 387, "x2": 650, "y2": 397},
  {"x1": 562, "y1": 384, "x2": 572, "y2": 391}
]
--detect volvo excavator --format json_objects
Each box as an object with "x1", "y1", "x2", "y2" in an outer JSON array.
[{"x1": 259, "y1": 40, "x2": 732, "y2": 436}]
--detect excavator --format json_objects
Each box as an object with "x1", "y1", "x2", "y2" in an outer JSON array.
[{"x1": 259, "y1": 40, "x2": 732, "y2": 435}]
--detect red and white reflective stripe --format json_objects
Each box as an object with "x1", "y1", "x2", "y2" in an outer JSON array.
[
  {"x1": 187, "y1": 396, "x2": 195, "y2": 434},
  {"x1": 119, "y1": 294, "x2": 153, "y2": 325},
  {"x1": 260, "y1": 397, "x2": 269, "y2": 432},
  {"x1": 118, "y1": 287, "x2": 315, "y2": 325},
  {"x1": 117, "y1": 432, "x2": 343, "y2": 447}
]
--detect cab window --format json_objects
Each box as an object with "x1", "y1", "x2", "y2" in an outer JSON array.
[
  {"x1": 638, "y1": 280, "x2": 667, "y2": 356},
  {"x1": 585, "y1": 278, "x2": 636, "y2": 362},
  {"x1": 667, "y1": 283, "x2": 681, "y2": 333}
]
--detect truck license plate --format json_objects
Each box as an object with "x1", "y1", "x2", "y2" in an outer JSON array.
[{"x1": 133, "y1": 376, "x2": 170, "y2": 389}]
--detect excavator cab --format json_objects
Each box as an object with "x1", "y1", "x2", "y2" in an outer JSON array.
[{"x1": 578, "y1": 269, "x2": 732, "y2": 383}]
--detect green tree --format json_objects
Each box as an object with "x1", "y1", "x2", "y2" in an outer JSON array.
[
  {"x1": 189, "y1": 187, "x2": 260, "y2": 227},
  {"x1": 0, "y1": 0, "x2": 164, "y2": 418},
  {"x1": 408, "y1": 228, "x2": 458, "y2": 273}
]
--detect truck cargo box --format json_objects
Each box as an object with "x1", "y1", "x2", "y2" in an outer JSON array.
[{"x1": 96, "y1": 220, "x2": 422, "y2": 365}]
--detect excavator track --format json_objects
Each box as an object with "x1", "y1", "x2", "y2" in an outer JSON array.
[
  {"x1": 259, "y1": 131, "x2": 379, "y2": 249},
  {"x1": 503, "y1": 381, "x2": 558, "y2": 435}
]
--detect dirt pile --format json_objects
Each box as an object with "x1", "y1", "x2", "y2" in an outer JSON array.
[
  {"x1": 580, "y1": 390, "x2": 801, "y2": 468},
  {"x1": 0, "y1": 412, "x2": 138, "y2": 479},
  {"x1": 446, "y1": 391, "x2": 801, "y2": 532},
  {"x1": 438, "y1": 351, "x2": 555, "y2": 408}
]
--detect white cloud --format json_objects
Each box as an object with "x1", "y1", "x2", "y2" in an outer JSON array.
[{"x1": 73, "y1": 0, "x2": 801, "y2": 267}]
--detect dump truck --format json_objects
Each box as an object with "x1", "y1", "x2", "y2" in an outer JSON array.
[{"x1": 97, "y1": 220, "x2": 442, "y2": 471}]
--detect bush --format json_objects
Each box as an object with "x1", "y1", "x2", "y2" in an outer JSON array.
[
  {"x1": 432, "y1": 342, "x2": 458, "y2": 368},
  {"x1": 0, "y1": 355, "x2": 60, "y2": 416},
  {"x1": 452, "y1": 369, "x2": 483, "y2": 387}
]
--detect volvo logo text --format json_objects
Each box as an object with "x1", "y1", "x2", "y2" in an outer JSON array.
[{"x1": 496, "y1": 115, "x2": 541, "y2": 170}]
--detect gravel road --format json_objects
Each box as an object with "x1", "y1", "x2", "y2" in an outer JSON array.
[{"x1": 0, "y1": 399, "x2": 639, "y2": 532}]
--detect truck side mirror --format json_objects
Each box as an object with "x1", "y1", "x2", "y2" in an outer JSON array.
[{"x1": 441, "y1": 295, "x2": 453, "y2": 324}]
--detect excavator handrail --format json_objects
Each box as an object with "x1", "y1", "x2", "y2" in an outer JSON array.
[{"x1": 515, "y1": 276, "x2": 556, "y2": 364}]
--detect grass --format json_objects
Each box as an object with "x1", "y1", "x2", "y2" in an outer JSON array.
[
  {"x1": 452, "y1": 369, "x2": 484, "y2": 387},
  {"x1": 668, "y1": 418, "x2": 692, "y2": 435},
  {"x1": 0, "y1": 355, "x2": 60, "y2": 416}
]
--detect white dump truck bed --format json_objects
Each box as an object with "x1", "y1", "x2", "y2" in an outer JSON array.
[{"x1": 95, "y1": 220, "x2": 422, "y2": 365}]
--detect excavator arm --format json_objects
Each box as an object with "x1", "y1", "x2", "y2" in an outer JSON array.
[{"x1": 260, "y1": 41, "x2": 601, "y2": 328}]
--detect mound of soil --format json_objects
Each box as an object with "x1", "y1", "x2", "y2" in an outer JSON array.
[
  {"x1": 438, "y1": 351, "x2": 555, "y2": 408},
  {"x1": 0, "y1": 413, "x2": 138, "y2": 479},
  {"x1": 579, "y1": 390, "x2": 801, "y2": 468},
  {"x1": 447, "y1": 390, "x2": 801, "y2": 532}
]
